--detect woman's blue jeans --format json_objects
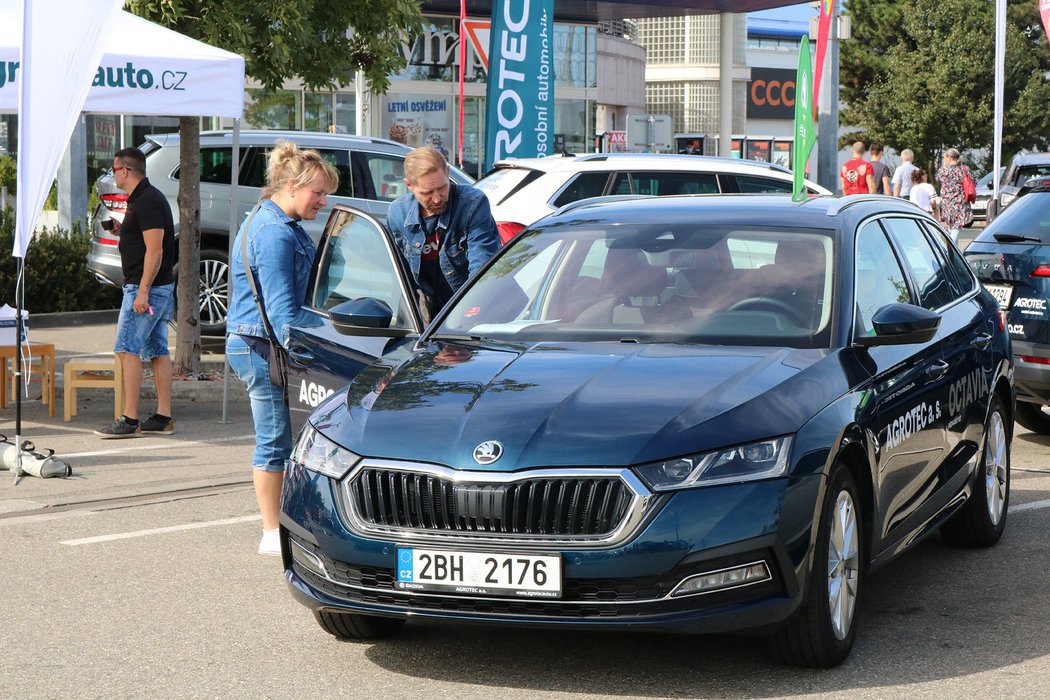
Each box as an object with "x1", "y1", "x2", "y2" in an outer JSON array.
[{"x1": 226, "y1": 333, "x2": 290, "y2": 472}]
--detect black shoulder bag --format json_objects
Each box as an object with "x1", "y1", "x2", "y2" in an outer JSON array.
[{"x1": 239, "y1": 205, "x2": 289, "y2": 394}]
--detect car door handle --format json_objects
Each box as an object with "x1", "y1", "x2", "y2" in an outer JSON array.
[
  {"x1": 925, "y1": 360, "x2": 950, "y2": 380},
  {"x1": 287, "y1": 346, "x2": 315, "y2": 366},
  {"x1": 971, "y1": 333, "x2": 992, "y2": 350}
]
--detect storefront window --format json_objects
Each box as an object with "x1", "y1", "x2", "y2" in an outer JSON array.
[
  {"x1": 455, "y1": 96, "x2": 486, "y2": 179},
  {"x1": 554, "y1": 98, "x2": 591, "y2": 155},
  {"x1": 554, "y1": 25, "x2": 590, "y2": 88},
  {"x1": 391, "y1": 19, "x2": 460, "y2": 83},
  {"x1": 245, "y1": 88, "x2": 302, "y2": 130},
  {"x1": 305, "y1": 92, "x2": 357, "y2": 133}
]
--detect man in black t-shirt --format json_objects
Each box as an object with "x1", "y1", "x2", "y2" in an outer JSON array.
[{"x1": 94, "y1": 147, "x2": 178, "y2": 439}]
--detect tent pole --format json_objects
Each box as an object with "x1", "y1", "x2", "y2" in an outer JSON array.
[
  {"x1": 13, "y1": 255, "x2": 23, "y2": 482},
  {"x1": 220, "y1": 118, "x2": 240, "y2": 423}
]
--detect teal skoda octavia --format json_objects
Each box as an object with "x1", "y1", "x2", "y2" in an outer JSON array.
[{"x1": 280, "y1": 194, "x2": 1012, "y2": 667}]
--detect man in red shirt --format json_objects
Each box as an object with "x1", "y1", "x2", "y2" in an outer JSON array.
[{"x1": 840, "y1": 141, "x2": 876, "y2": 195}]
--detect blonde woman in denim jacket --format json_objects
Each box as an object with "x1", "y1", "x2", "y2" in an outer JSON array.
[{"x1": 226, "y1": 141, "x2": 338, "y2": 556}]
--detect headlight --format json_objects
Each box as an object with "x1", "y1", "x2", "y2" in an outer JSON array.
[
  {"x1": 633, "y1": 436, "x2": 792, "y2": 491},
  {"x1": 290, "y1": 425, "x2": 360, "y2": 480}
]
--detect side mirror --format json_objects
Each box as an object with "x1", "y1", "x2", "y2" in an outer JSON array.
[
  {"x1": 854, "y1": 303, "x2": 940, "y2": 346},
  {"x1": 329, "y1": 298, "x2": 408, "y2": 337}
]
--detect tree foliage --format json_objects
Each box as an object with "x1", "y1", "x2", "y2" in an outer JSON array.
[
  {"x1": 125, "y1": 0, "x2": 424, "y2": 92},
  {"x1": 841, "y1": 0, "x2": 1050, "y2": 173}
]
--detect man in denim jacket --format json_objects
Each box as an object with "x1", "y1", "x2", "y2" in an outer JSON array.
[{"x1": 387, "y1": 147, "x2": 500, "y2": 316}]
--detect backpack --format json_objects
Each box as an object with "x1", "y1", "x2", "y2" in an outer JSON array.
[{"x1": 962, "y1": 167, "x2": 976, "y2": 204}]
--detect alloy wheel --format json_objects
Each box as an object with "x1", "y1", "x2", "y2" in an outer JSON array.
[
  {"x1": 827, "y1": 490, "x2": 859, "y2": 641},
  {"x1": 984, "y1": 410, "x2": 1008, "y2": 525},
  {"x1": 198, "y1": 258, "x2": 229, "y2": 328}
]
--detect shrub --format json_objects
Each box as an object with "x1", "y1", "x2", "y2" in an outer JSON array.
[
  {"x1": 0, "y1": 155, "x2": 14, "y2": 196},
  {"x1": 0, "y1": 208, "x2": 120, "y2": 312}
]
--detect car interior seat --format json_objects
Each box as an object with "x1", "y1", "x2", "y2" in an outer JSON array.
[{"x1": 574, "y1": 249, "x2": 670, "y2": 325}]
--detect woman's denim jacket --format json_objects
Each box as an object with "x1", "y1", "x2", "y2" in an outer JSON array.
[
  {"x1": 386, "y1": 182, "x2": 500, "y2": 291},
  {"x1": 226, "y1": 199, "x2": 316, "y2": 347}
]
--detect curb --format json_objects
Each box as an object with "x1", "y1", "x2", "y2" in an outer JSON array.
[{"x1": 32, "y1": 309, "x2": 120, "y2": 328}]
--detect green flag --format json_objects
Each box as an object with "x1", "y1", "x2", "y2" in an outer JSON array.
[{"x1": 792, "y1": 36, "x2": 816, "y2": 200}]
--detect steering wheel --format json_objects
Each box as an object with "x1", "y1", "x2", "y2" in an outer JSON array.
[{"x1": 726, "y1": 296, "x2": 809, "y2": 327}]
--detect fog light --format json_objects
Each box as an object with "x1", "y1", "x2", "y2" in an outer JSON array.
[
  {"x1": 289, "y1": 539, "x2": 329, "y2": 579},
  {"x1": 670, "y1": 561, "x2": 771, "y2": 597}
]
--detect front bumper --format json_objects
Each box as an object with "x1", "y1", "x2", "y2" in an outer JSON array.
[{"x1": 281, "y1": 461, "x2": 821, "y2": 635}]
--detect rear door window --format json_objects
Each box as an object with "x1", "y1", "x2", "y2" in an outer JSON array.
[
  {"x1": 174, "y1": 147, "x2": 234, "y2": 184},
  {"x1": 355, "y1": 152, "x2": 406, "y2": 202},
  {"x1": 609, "y1": 171, "x2": 719, "y2": 196},
  {"x1": 989, "y1": 193, "x2": 1050, "y2": 242},
  {"x1": 315, "y1": 149, "x2": 353, "y2": 197}
]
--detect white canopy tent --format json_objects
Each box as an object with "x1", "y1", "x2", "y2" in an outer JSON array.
[{"x1": 0, "y1": 0, "x2": 245, "y2": 479}]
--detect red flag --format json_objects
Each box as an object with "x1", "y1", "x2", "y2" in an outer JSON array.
[
  {"x1": 812, "y1": 0, "x2": 835, "y2": 120},
  {"x1": 1041, "y1": 0, "x2": 1050, "y2": 42}
]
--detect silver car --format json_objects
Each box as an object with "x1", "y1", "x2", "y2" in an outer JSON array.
[{"x1": 87, "y1": 130, "x2": 473, "y2": 335}]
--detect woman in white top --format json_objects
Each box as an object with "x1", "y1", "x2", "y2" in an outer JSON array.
[{"x1": 909, "y1": 168, "x2": 941, "y2": 222}]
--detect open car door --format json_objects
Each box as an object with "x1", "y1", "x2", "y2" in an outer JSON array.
[{"x1": 286, "y1": 205, "x2": 425, "y2": 433}]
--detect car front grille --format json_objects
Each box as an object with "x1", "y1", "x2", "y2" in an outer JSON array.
[{"x1": 348, "y1": 467, "x2": 634, "y2": 537}]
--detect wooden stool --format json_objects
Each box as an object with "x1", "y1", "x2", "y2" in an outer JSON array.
[
  {"x1": 64, "y1": 356, "x2": 124, "y2": 422},
  {"x1": 0, "y1": 342, "x2": 56, "y2": 418}
]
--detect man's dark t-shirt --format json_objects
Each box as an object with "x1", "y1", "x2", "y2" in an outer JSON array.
[
  {"x1": 418, "y1": 214, "x2": 454, "y2": 309},
  {"x1": 119, "y1": 178, "x2": 175, "y2": 286},
  {"x1": 870, "y1": 160, "x2": 891, "y2": 195}
]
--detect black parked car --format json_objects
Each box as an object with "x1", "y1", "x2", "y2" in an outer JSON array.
[
  {"x1": 279, "y1": 194, "x2": 1012, "y2": 667},
  {"x1": 986, "y1": 152, "x2": 1050, "y2": 223},
  {"x1": 964, "y1": 182, "x2": 1050, "y2": 433}
]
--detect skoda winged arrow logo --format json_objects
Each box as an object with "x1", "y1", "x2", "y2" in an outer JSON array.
[{"x1": 473, "y1": 441, "x2": 504, "y2": 465}]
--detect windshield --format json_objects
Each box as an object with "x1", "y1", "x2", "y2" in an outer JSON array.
[{"x1": 436, "y1": 222, "x2": 836, "y2": 349}]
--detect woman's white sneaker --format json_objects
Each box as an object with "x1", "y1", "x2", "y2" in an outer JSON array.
[{"x1": 258, "y1": 528, "x2": 281, "y2": 556}]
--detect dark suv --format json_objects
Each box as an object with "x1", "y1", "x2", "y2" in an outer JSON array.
[
  {"x1": 965, "y1": 181, "x2": 1050, "y2": 433},
  {"x1": 87, "y1": 130, "x2": 473, "y2": 335},
  {"x1": 986, "y1": 152, "x2": 1050, "y2": 223}
]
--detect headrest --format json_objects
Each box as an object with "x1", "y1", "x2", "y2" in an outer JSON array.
[
  {"x1": 600, "y1": 249, "x2": 667, "y2": 297},
  {"x1": 775, "y1": 239, "x2": 826, "y2": 269}
]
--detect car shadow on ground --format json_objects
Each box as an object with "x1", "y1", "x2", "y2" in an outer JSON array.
[{"x1": 361, "y1": 507, "x2": 1050, "y2": 696}]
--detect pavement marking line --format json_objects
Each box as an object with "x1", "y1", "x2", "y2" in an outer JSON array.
[
  {"x1": 61, "y1": 433, "x2": 256, "y2": 458},
  {"x1": 60, "y1": 514, "x2": 262, "y2": 546},
  {"x1": 1012, "y1": 498, "x2": 1050, "y2": 513}
]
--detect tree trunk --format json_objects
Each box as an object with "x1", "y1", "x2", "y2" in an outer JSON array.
[{"x1": 175, "y1": 116, "x2": 201, "y2": 377}]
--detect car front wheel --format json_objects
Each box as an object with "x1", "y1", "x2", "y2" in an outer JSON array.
[
  {"x1": 770, "y1": 465, "x2": 862, "y2": 668},
  {"x1": 1015, "y1": 401, "x2": 1050, "y2": 435},
  {"x1": 313, "y1": 610, "x2": 406, "y2": 641}
]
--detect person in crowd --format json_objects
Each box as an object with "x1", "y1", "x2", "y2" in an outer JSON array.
[
  {"x1": 909, "y1": 168, "x2": 940, "y2": 219},
  {"x1": 386, "y1": 146, "x2": 500, "y2": 318},
  {"x1": 892, "y1": 148, "x2": 917, "y2": 198},
  {"x1": 868, "y1": 142, "x2": 892, "y2": 195},
  {"x1": 225, "y1": 141, "x2": 339, "y2": 556},
  {"x1": 94, "y1": 147, "x2": 176, "y2": 439},
  {"x1": 936, "y1": 147, "x2": 975, "y2": 243},
  {"x1": 840, "y1": 141, "x2": 875, "y2": 195}
]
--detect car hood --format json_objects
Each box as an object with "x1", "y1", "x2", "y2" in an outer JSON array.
[{"x1": 313, "y1": 341, "x2": 858, "y2": 470}]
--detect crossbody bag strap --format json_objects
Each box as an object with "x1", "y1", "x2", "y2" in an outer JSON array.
[{"x1": 238, "y1": 203, "x2": 281, "y2": 346}]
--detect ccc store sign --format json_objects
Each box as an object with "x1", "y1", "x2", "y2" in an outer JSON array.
[{"x1": 747, "y1": 68, "x2": 796, "y2": 120}]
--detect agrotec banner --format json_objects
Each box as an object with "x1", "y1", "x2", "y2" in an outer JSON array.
[{"x1": 483, "y1": 0, "x2": 554, "y2": 171}]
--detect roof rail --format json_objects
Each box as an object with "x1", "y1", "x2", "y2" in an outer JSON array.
[
  {"x1": 551, "y1": 194, "x2": 654, "y2": 216},
  {"x1": 825, "y1": 194, "x2": 905, "y2": 216}
]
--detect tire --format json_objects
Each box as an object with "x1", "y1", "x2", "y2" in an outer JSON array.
[
  {"x1": 942, "y1": 394, "x2": 1010, "y2": 547},
  {"x1": 313, "y1": 610, "x2": 406, "y2": 641},
  {"x1": 198, "y1": 248, "x2": 229, "y2": 337},
  {"x1": 770, "y1": 466, "x2": 863, "y2": 668},
  {"x1": 1015, "y1": 401, "x2": 1050, "y2": 435}
]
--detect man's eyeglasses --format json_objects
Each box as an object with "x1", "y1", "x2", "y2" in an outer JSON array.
[{"x1": 114, "y1": 166, "x2": 137, "y2": 174}]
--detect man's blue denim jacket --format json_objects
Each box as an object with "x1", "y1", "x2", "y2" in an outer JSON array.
[
  {"x1": 226, "y1": 199, "x2": 317, "y2": 346},
  {"x1": 386, "y1": 181, "x2": 500, "y2": 292}
]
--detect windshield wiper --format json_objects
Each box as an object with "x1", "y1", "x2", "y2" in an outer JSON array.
[{"x1": 992, "y1": 232, "x2": 1042, "y2": 243}]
